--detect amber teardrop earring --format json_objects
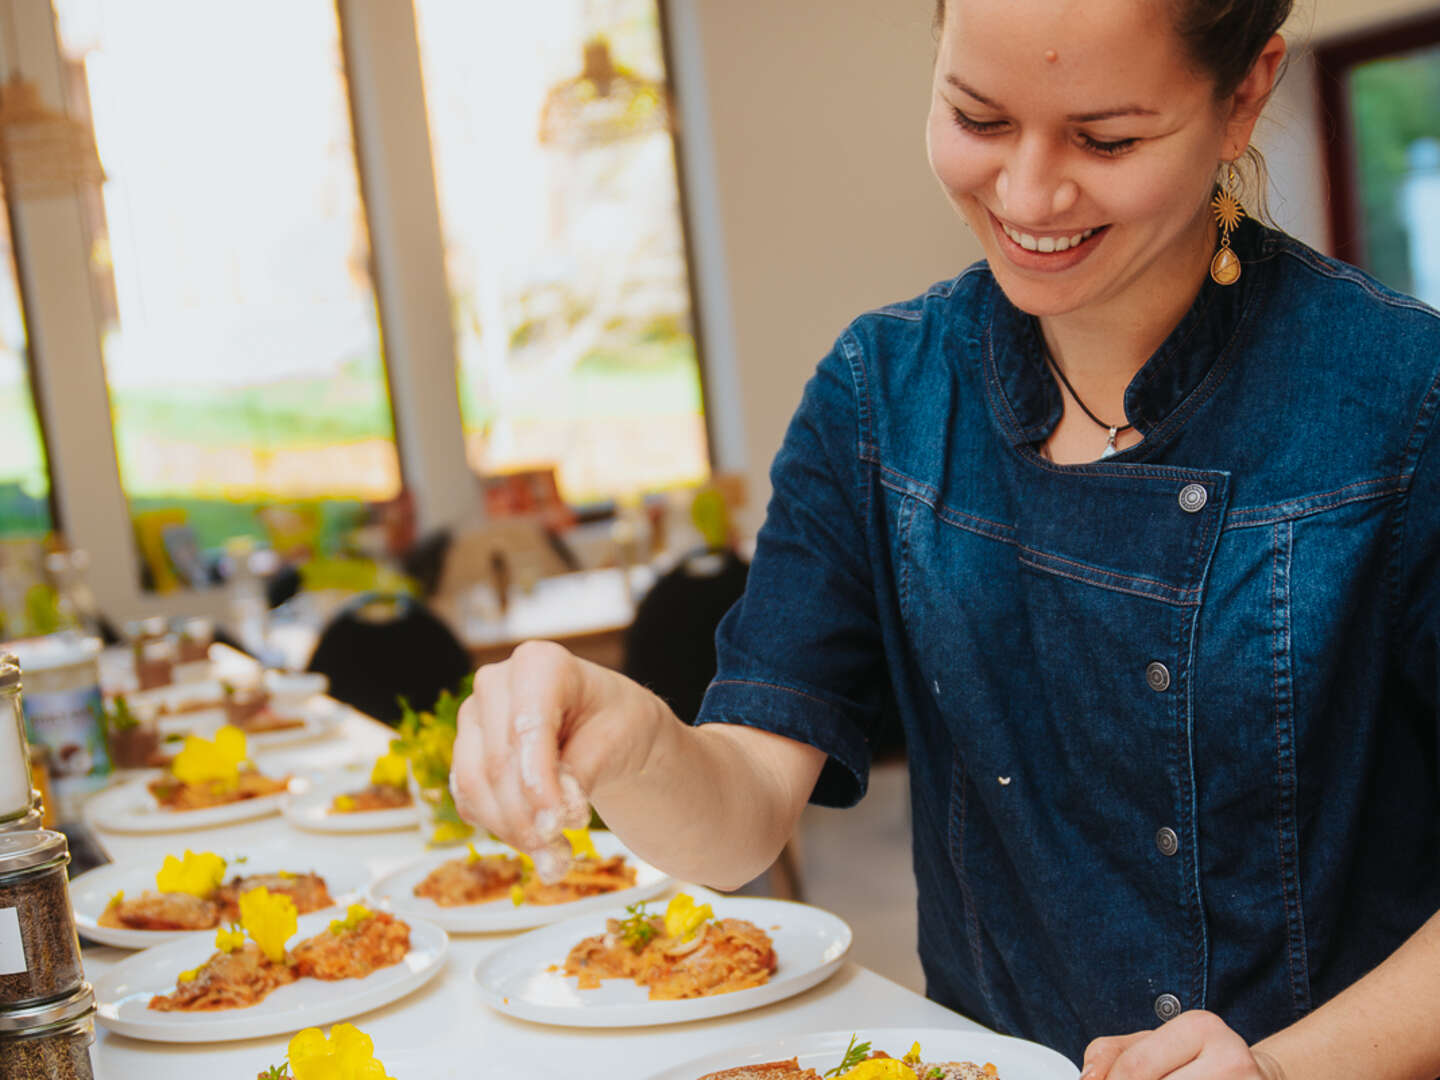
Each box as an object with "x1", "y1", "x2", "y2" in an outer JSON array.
[{"x1": 1210, "y1": 167, "x2": 1245, "y2": 286}]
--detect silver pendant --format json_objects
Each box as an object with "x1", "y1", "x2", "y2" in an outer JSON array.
[{"x1": 1101, "y1": 426, "x2": 1119, "y2": 458}]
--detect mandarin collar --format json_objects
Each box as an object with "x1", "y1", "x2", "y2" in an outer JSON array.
[{"x1": 982, "y1": 217, "x2": 1269, "y2": 448}]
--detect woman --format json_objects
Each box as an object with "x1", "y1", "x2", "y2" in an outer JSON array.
[{"x1": 451, "y1": 1, "x2": 1440, "y2": 1076}]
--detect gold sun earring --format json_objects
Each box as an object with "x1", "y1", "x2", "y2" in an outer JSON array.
[{"x1": 1210, "y1": 166, "x2": 1245, "y2": 286}]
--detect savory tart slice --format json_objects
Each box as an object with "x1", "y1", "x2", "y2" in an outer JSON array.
[
  {"x1": 291, "y1": 906, "x2": 410, "y2": 981},
  {"x1": 149, "y1": 941, "x2": 298, "y2": 1012}
]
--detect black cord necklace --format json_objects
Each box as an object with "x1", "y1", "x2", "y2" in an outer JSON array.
[{"x1": 1042, "y1": 346, "x2": 1133, "y2": 459}]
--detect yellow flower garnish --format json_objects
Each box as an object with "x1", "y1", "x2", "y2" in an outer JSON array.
[
  {"x1": 902, "y1": 1043, "x2": 923, "y2": 1066},
  {"x1": 329, "y1": 903, "x2": 374, "y2": 936},
  {"x1": 429, "y1": 820, "x2": 474, "y2": 845},
  {"x1": 171, "y1": 725, "x2": 248, "y2": 787},
  {"x1": 288, "y1": 1023, "x2": 396, "y2": 1080},
  {"x1": 156, "y1": 850, "x2": 227, "y2": 898},
  {"x1": 664, "y1": 893, "x2": 714, "y2": 941},
  {"x1": 563, "y1": 828, "x2": 598, "y2": 859},
  {"x1": 176, "y1": 967, "x2": 199, "y2": 983},
  {"x1": 510, "y1": 883, "x2": 525, "y2": 907},
  {"x1": 215, "y1": 924, "x2": 245, "y2": 953},
  {"x1": 839, "y1": 1063, "x2": 917, "y2": 1080},
  {"x1": 238, "y1": 886, "x2": 298, "y2": 964},
  {"x1": 370, "y1": 751, "x2": 408, "y2": 789},
  {"x1": 332, "y1": 794, "x2": 356, "y2": 812},
  {"x1": 107, "y1": 889, "x2": 124, "y2": 909}
]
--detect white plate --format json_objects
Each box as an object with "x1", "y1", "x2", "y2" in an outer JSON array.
[
  {"x1": 367, "y1": 832, "x2": 672, "y2": 933},
  {"x1": 645, "y1": 1027, "x2": 1079, "y2": 1080},
  {"x1": 71, "y1": 849, "x2": 372, "y2": 949},
  {"x1": 282, "y1": 770, "x2": 420, "y2": 834},
  {"x1": 242, "y1": 697, "x2": 343, "y2": 750},
  {"x1": 94, "y1": 908, "x2": 448, "y2": 1043},
  {"x1": 473, "y1": 896, "x2": 851, "y2": 1027},
  {"x1": 83, "y1": 774, "x2": 297, "y2": 834}
]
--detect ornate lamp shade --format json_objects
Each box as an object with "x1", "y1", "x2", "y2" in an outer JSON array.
[{"x1": 538, "y1": 36, "x2": 669, "y2": 150}]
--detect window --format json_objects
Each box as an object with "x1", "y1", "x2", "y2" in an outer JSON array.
[
  {"x1": 0, "y1": 183, "x2": 52, "y2": 537},
  {"x1": 1317, "y1": 14, "x2": 1440, "y2": 307},
  {"x1": 414, "y1": 0, "x2": 709, "y2": 504},
  {"x1": 53, "y1": 0, "x2": 399, "y2": 565}
]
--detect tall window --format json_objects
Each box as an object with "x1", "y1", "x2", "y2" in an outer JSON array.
[
  {"x1": 53, "y1": 1, "x2": 399, "y2": 567},
  {"x1": 1318, "y1": 16, "x2": 1440, "y2": 308},
  {"x1": 414, "y1": 0, "x2": 709, "y2": 504},
  {"x1": 0, "y1": 183, "x2": 52, "y2": 538}
]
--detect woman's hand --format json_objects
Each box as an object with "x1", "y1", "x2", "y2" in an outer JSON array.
[
  {"x1": 1082, "y1": 1012, "x2": 1287, "y2": 1080},
  {"x1": 449, "y1": 640, "x2": 667, "y2": 858}
]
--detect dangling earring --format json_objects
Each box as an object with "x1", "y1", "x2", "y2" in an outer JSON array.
[{"x1": 1210, "y1": 166, "x2": 1245, "y2": 286}]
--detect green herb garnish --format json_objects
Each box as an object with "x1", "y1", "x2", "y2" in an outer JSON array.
[
  {"x1": 927, "y1": 1069, "x2": 944, "y2": 1079},
  {"x1": 617, "y1": 901, "x2": 657, "y2": 951},
  {"x1": 92, "y1": 695, "x2": 141, "y2": 734},
  {"x1": 824, "y1": 1034, "x2": 872, "y2": 1077},
  {"x1": 257, "y1": 1064, "x2": 290, "y2": 1079}
]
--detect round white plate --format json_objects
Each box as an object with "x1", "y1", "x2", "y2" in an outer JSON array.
[
  {"x1": 645, "y1": 1027, "x2": 1079, "y2": 1080},
  {"x1": 367, "y1": 832, "x2": 672, "y2": 933},
  {"x1": 71, "y1": 849, "x2": 373, "y2": 949},
  {"x1": 83, "y1": 774, "x2": 297, "y2": 834},
  {"x1": 282, "y1": 770, "x2": 420, "y2": 835},
  {"x1": 94, "y1": 909, "x2": 448, "y2": 1043},
  {"x1": 242, "y1": 697, "x2": 343, "y2": 750},
  {"x1": 473, "y1": 896, "x2": 851, "y2": 1027}
]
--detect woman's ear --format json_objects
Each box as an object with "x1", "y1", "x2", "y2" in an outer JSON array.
[{"x1": 1224, "y1": 33, "x2": 1287, "y2": 159}]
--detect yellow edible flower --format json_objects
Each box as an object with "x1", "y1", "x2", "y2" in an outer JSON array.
[
  {"x1": 215, "y1": 924, "x2": 245, "y2": 953},
  {"x1": 171, "y1": 725, "x2": 248, "y2": 787},
  {"x1": 369, "y1": 751, "x2": 408, "y2": 789},
  {"x1": 176, "y1": 967, "x2": 199, "y2": 983},
  {"x1": 429, "y1": 820, "x2": 474, "y2": 845},
  {"x1": 664, "y1": 893, "x2": 714, "y2": 941},
  {"x1": 902, "y1": 1043, "x2": 923, "y2": 1066},
  {"x1": 838, "y1": 1062, "x2": 917, "y2": 1080},
  {"x1": 107, "y1": 889, "x2": 124, "y2": 909},
  {"x1": 563, "y1": 828, "x2": 598, "y2": 859},
  {"x1": 238, "y1": 886, "x2": 298, "y2": 964},
  {"x1": 510, "y1": 883, "x2": 525, "y2": 906},
  {"x1": 329, "y1": 903, "x2": 374, "y2": 936},
  {"x1": 155, "y1": 850, "x2": 227, "y2": 898},
  {"x1": 288, "y1": 1023, "x2": 396, "y2": 1080}
]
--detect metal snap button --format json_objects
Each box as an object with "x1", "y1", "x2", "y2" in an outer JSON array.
[
  {"x1": 1155, "y1": 827, "x2": 1179, "y2": 857},
  {"x1": 1154, "y1": 993, "x2": 1182, "y2": 1022},
  {"x1": 1178, "y1": 484, "x2": 1208, "y2": 513},
  {"x1": 1145, "y1": 662, "x2": 1171, "y2": 693}
]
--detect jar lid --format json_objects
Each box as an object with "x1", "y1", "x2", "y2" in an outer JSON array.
[
  {"x1": 0, "y1": 654, "x2": 18, "y2": 691},
  {"x1": 0, "y1": 828, "x2": 67, "y2": 874},
  {"x1": 0, "y1": 982, "x2": 94, "y2": 1033},
  {"x1": 6, "y1": 634, "x2": 101, "y2": 673}
]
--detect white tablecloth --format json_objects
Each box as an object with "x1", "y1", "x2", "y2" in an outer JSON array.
[{"x1": 79, "y1": 708, "x2": 982, "y2": 1079}]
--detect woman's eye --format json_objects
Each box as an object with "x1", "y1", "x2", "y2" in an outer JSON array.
[
  {"x1": 950, "y1": 107, "x2": 1008, "y2": 135},
  {"x1": 1079, "y1": 133, "x2": 1139, "y2": 157}
]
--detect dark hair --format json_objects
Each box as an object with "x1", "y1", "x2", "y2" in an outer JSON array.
[{"x1": 932, "y1": 0, "x2": 1292, "y2": 100}]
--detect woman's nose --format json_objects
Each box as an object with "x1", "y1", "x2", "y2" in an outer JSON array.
[{"x1": 995, "y1": 138, "x2": 1080, "y2": 223}]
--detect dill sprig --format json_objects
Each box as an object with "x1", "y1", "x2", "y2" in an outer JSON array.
[
  {"x1": 617, "y1": 901, "x2": 657, "y2": 951},
  {"x1": 824, "y1": 1034, "x2": 872, "y2": 1077}
]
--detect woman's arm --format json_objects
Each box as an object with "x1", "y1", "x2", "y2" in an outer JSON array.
[
  {"x1": 449, "y1": 640, "x2": 827, "y2": 890},
  {"x1": 1082, "y1": 910, "x2": 1440, "y2": 1079}
]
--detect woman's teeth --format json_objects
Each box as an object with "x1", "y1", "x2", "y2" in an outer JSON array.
[{"x1": 1001, "y1": 223, "x2": 1098, "y2": 253}]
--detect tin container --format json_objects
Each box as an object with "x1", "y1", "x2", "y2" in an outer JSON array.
[
  {"x1": 0, "y1": 657, "x2": 30, "y2": 823},
  {"x1": 7, "y1": 637, "x2": 106, "y2": 821},
  {"x1": 0, "y1": 830, "x2": 84, "y2": 1009},
  {"x1": 0, "y1": 982, "x2": 96, "y2": 1080}
]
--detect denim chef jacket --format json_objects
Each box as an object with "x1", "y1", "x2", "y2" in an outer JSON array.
[{"x1": 695, "y1": 220, "x2": 1440, "y2": 1062}]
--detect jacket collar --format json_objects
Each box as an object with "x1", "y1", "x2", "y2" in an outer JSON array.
[{"x1": 982, "y1": 217, "x2": 1268, "y2": 449}]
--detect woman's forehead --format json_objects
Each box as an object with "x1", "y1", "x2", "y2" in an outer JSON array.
[{"x1": 938, "y1": 0, "x2": 1205, "y2": 109}]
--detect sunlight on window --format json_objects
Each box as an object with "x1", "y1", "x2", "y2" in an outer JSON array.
[
  {"x1": 414, "y1": 0, "x2": 709, "y2": 503},
  {"x1": 53, "y1": 0, "x2": 399, "y2": 557},
  {"x1": 0, "y1": 183, "x2": 51, "y2": 538}
]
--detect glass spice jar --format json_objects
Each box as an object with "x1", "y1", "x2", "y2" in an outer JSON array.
[
  {"x1": 0, "y1": 982, "x2": 96, "y2": 1080},
  {"x1": 0, "y1": 656, "x2": 31, "y2": 823},
  {"x1": 0, "y1": 795, "x2": 41, "y2": 834},
  {"x1": 0, "y1": 830, "x2": 84, "y2": 1009}
]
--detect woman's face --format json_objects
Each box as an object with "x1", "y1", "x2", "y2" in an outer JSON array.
[{"x1": 927, "y1": 0, "x2": 1234, "y2": 319}]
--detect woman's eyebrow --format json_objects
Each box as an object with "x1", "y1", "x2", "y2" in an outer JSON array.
[{"x1": 944, "y1": 75, "x2": 1160, "y2": 123}]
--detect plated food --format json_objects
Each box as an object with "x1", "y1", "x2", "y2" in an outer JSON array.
[
  {"x1": 473, "y1": 895, "x2": 851, "y2": 1027},
  {"x1": 565, "y1": 894, "x2": 776, "y2": 1000},
  {"x1": 645, "y1": 1030, "x2": 1078, "y2": 1080},
  {"x1": 329, "y1": 750, "x2": 412, "y2": 815},
  {"x1": 365, "y1": 831, "x2": 671, "y2": 933},
  {"x1": 145, "y1": 726, "x2": 290, "y2": 811}
]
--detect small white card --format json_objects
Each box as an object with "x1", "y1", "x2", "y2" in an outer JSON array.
[{"x1": 0, "y1": 907, "x2": 24, "y2": 975}]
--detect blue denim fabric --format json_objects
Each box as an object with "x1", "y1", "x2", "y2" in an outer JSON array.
[{"x1": 694, "y1": 220, "x2": 1440, "y2": 1063}]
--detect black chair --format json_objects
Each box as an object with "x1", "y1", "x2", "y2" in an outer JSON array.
[{"x1": 306, "y1": 593, "x2": 472, "y2": 725}]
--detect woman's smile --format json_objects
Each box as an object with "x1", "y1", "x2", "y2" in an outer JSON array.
[{"x1": 988, "y1": 210, "x2": 1111, "y2": 272}]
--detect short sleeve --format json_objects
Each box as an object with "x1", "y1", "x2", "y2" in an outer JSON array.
[{"x1": 695, "y1": 337, "x2": 888, "y2": 807}]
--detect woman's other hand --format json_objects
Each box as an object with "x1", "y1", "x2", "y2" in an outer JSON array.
[{"x1": 1082, "y1": 1012, "x2": 1287, "y2": 1080}]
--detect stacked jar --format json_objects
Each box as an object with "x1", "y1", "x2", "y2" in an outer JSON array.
[
  {"x1": 0, "y1": 830, "x2": 95, "y2": 1079},
  {"x1": 0, "y1": 656, "x2": 36, "y2": 831}
]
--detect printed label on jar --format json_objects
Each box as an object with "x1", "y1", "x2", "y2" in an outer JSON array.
[
  {"x1": 22, "y1": 685, "x2": 109, "y2": 783},
  {"x1": 0, "y1": 907, "x2": 25, "y2": 975}
]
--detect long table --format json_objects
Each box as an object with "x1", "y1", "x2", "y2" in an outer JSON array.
[{"x1": 80, "y1": 707, "x2": 985, "y2": 1079}]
